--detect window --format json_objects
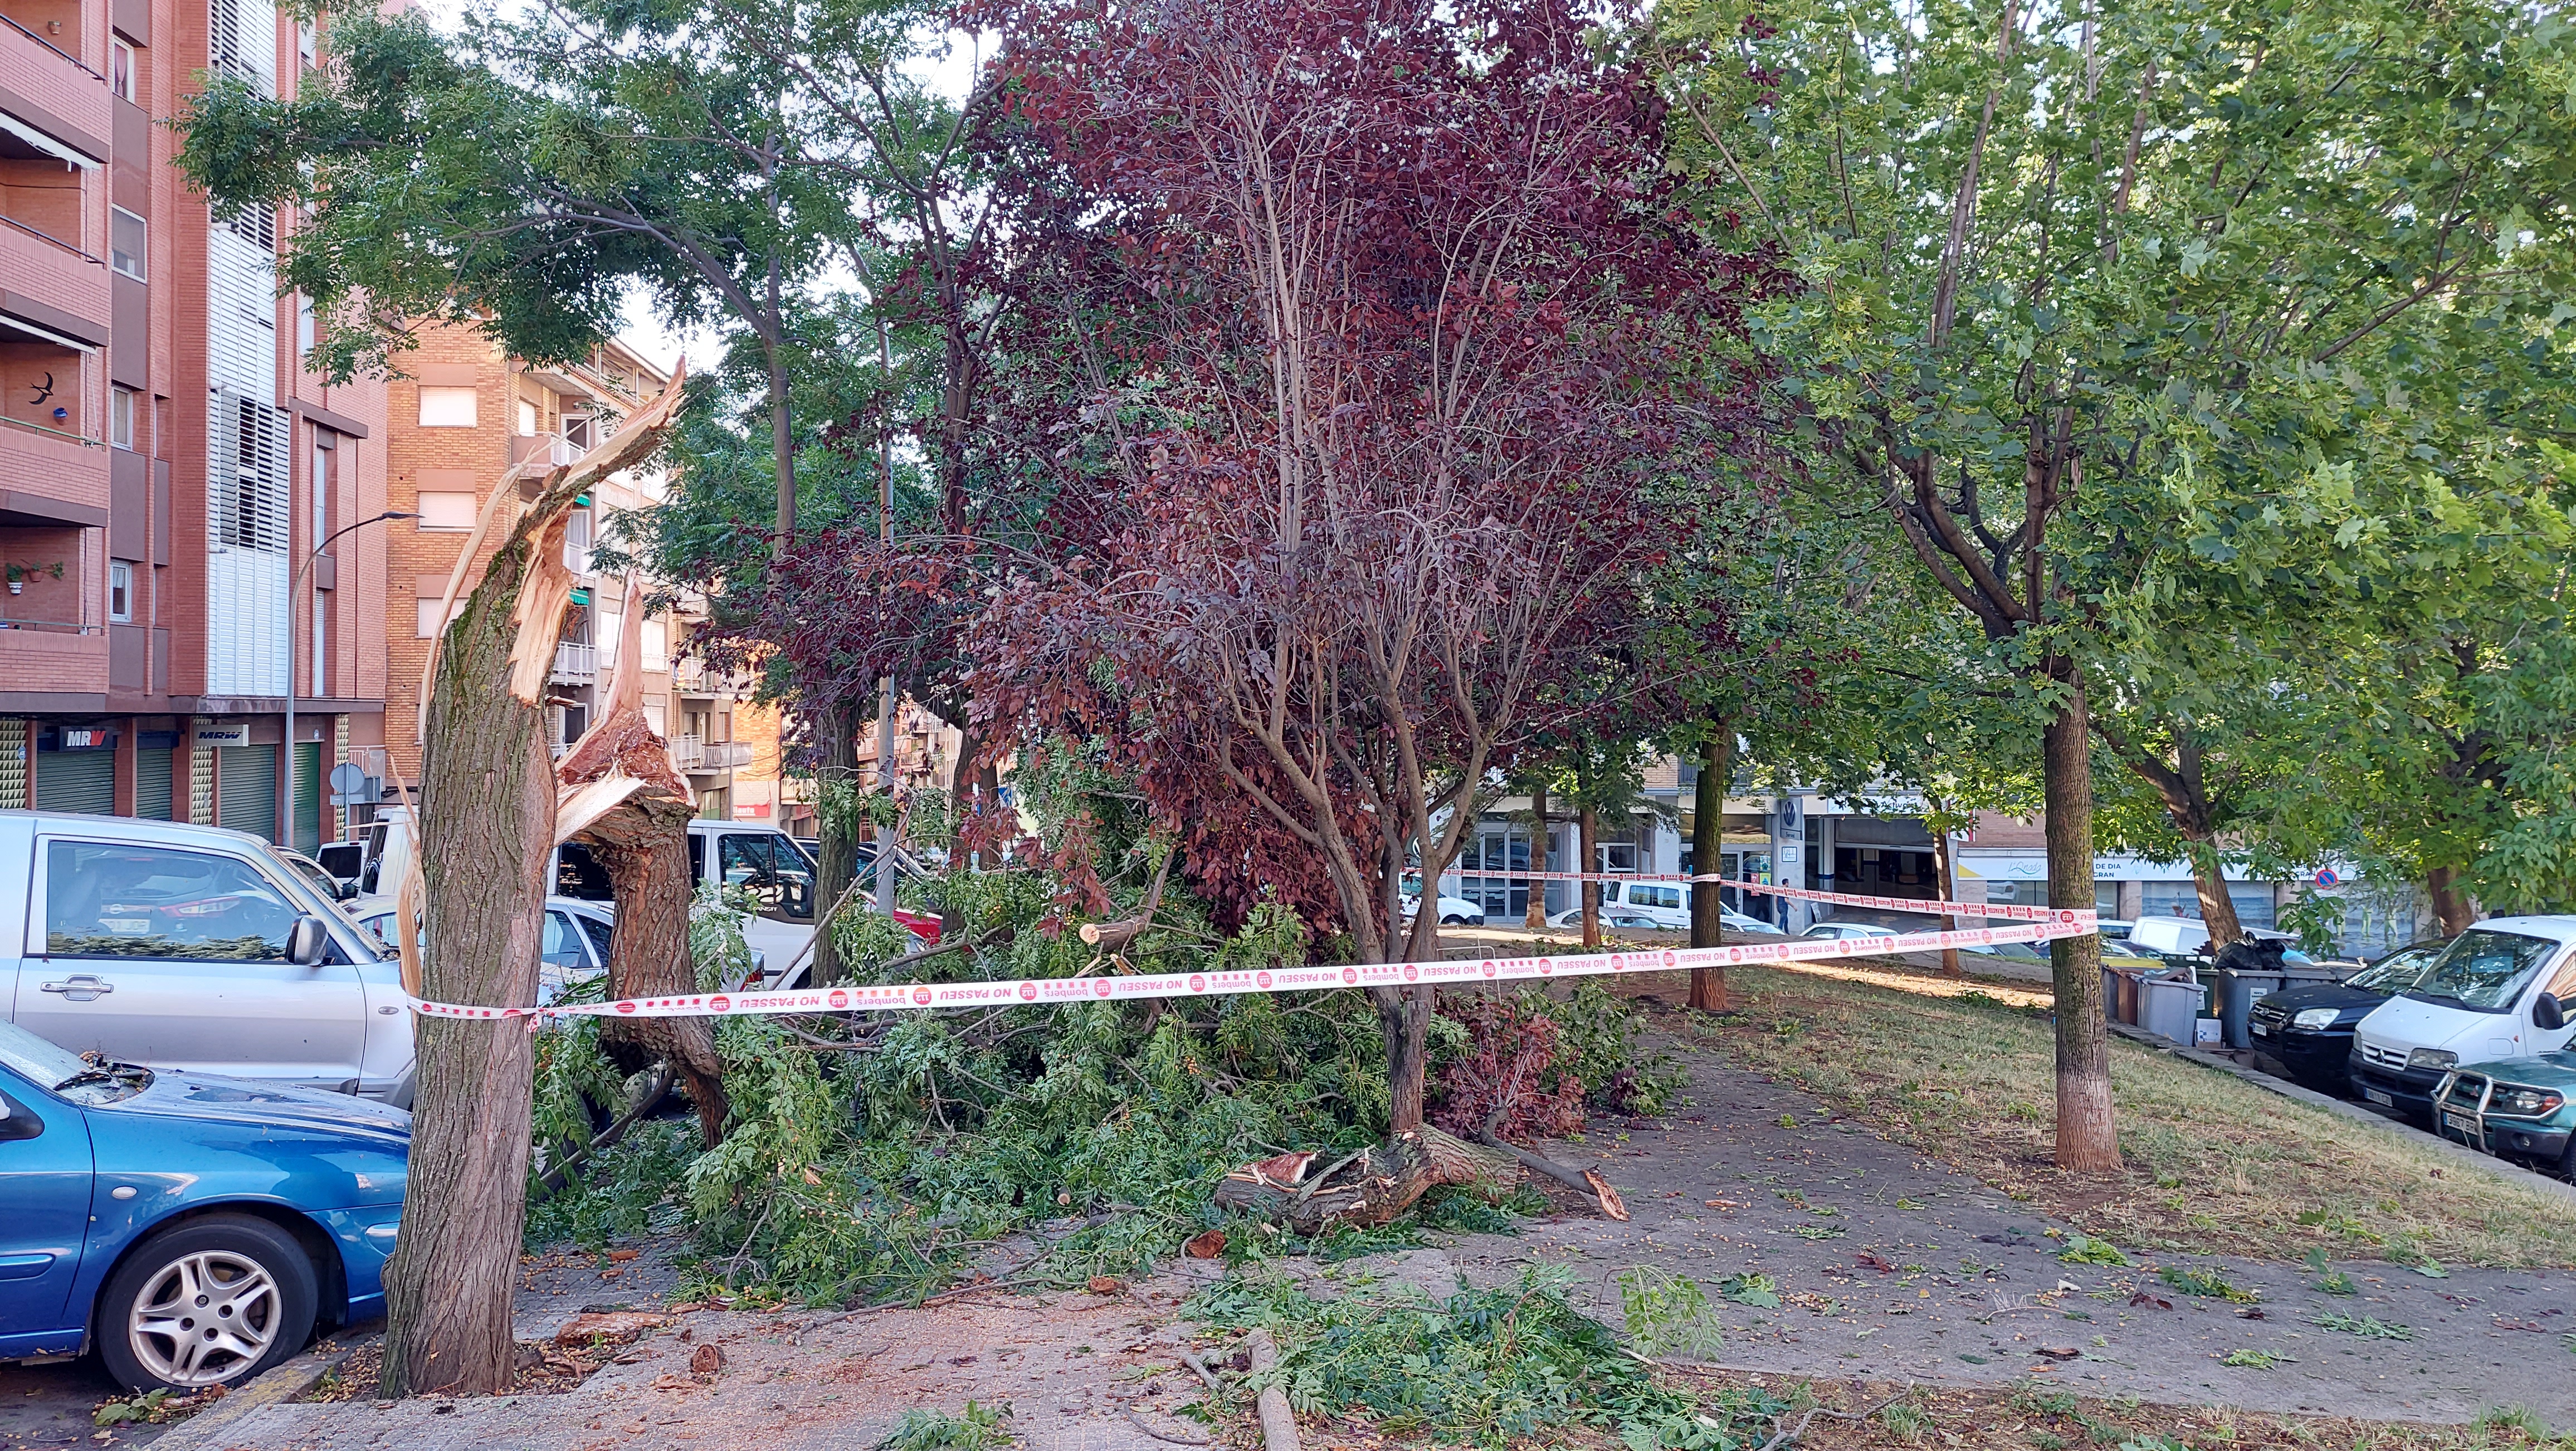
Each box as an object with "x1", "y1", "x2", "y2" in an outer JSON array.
[
  {"x1": 109, "y1": 388, "x2": 135, "y2": 450},
  {"x1": 415, "y1": 595, "x2": 464, "y2": 637},
  {"x1": 43, "y1": 840, "x2": 300, "y2": 961},
  {"x1": 554, "y1": 841, "x2": 613, "y2": 901},
  {"x1": 222, "y1": 202, "x2": 274, "y2": 252},
  {"x1": 2403, "y1": 930, "x2": 2562, "y2": 1014},
  {"x1": 517, "y1": 398, "x2": 539, "y2": 436},
  {"x1": 416, "y1": 490, "x2": 476, "y2": 530},
  {"x1": 107, "y1": 562, "x2": 133, "y2": 622},
  {"x1": 541, "y1": 910, "x2": 589, "y2": 972},
  {"x1": 641, "y1": 617, "x2": 668, "y2": 667},
  {"x1": 111, "y1": 38, "x2": 138, "y2": 101},
  {"x1": 417, "y1": 386, "x2": 477, "y2": 427},
  {"x1": 110, "y1": 208, "x2": 147, "y2": 280},
  {"x1": 297, "y1": 20, "x2": 316, "y2": 66},
  {"x1": 720, "y1": 833, "x2": 813, "y2": 920}
]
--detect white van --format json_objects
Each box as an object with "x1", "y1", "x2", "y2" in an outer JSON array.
[{"x1": 2348, "y1": 917, "x2": 2576, "y2": 1124}]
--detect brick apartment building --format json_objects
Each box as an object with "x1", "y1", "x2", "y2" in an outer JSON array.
[
  {"x1": 2, "y1": 0, "x2": 389, "y2": 848},
  {"x1": 375, "y1": 325, "x2": 774, "y2": 821}
]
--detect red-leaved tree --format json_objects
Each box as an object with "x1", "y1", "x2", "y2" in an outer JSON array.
[{"x1": 970, "y1": 0, "x2": 1776, "y2": 1131}]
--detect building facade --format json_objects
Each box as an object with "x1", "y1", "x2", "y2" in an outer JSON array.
[{"x1": 2, "y1": 0, "x2": 388, "y2": 846}]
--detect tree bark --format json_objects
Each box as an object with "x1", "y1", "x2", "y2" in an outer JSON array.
[
  {"x1": 1524, "y1": 778, "x2": 1549, "y2": 931},
  {"x1": 810, "y1": 701, "x2": 863, "y2": 987},
  {"x1": 380, "y1": 554, "x2": 554, "y2": 1398},
  {"x1": 2042, "y1": 668, "x2": 2119, "y2": 1173},
  {"x1": 1689, "y1": 727, "x2": 1731, "y2": 1012},
  {"x1": 1933, "y1": 817, "x2": 1962, "y2": 978},
  {"x1": 2426, "y1": 865, "x2": 2475, "y2": 936},
  {"x1": 1578, "y1": 800, "x2": 1601, "y2": 951},
  {"x1": 2187, "y1": 843, "x2": 2245, "y2": 948},
  {"x1": 1374, "y1": 986, "x2": 1433, "y2": 1133},
  {"x1": 588, "y1": 809, "x2": 729, "y2": 1146}
]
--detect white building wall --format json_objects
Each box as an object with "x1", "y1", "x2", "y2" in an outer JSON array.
[{"x1": 202, "y1": 0, "x2": 287, "y2": 697}]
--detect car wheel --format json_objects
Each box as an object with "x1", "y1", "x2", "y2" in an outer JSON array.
[
  {"x1": 96, "y1": 1214, "x2": 319, "y2": 1394},
  {"x1": 1441, "y1": 914, "x2": 1467, "y2": 925}
]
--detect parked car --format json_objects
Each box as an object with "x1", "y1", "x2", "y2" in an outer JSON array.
[
  {"x1": 1545, "y1": 906, "x2": 1663, "y2": 932},
  {"x1": 2431, "y1": 1048, "x2": 2576, "y2": 1180},
  {"x1": 0, "y1": 1018, "x2": 409, "y2": 1391},
  {"x1": 1404, "y1": 892, "x2": 1487, "y2": 927},
  {"x1": 2247, "y1": 939, "x2": 2449, "y2": 1094},
  {"x1": 1, "y1": 812, "x2": 418, "y2": 1107},
  {"x1": 2349, "y1": 918, "x2": 2576, "y2": 1126},
  {"x1": 553, "y1": 822, "x2": 940, "y2": 983},
  {"x1": 1799, "y1": 921, "x2": 1901, "y2": 943}
]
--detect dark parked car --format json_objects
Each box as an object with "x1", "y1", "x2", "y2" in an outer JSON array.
[{"x1": 2248, "y1": 939, "x2": 2448, "y2": 1094}]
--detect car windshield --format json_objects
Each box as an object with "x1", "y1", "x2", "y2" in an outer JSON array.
[
  {"x1": 0, "y1": 1020, "x2": 148, "y2": 1104},
  {"x1": 2401, "y1": 929, "x2": 2562, "y2": 1014},
  {"x1": 2347, "y1": 944, "x2": 2441, "y2": 994},
  {"x1": 264, "y1": 846, "x2": 388, "y2": 959}
]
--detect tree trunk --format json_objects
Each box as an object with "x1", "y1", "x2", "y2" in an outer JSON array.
[
  {"x1": 2187, "y1": 842, "x2": 2245, "y2": 949},
  {"x1": 1933, "y1": 820, "x2": 1962, "y2": 978},
  {"x1": 589, "y1": 809, "x2": 729, "y2": 1146},
  {"x1": 1373, "y1": 985, "x2": 1433, "y2": 1134},
  {"x1": 1524, "y1": 778, "x2": 1549, "y2": 931},
  {"x1": 2041, "y1": 667, "x2": 2119, "y2": 1174},
  {"x1": 810, "y1": 702, "x2": 863, "y2": 987},
  {"x1": 874, "y1": 675, "x2": 899, "y2": 914},
  {"x1": 1579, "y1": 801, "x2": 1601, "y2": 951},
  {"x1": 380, "y1": 573, "x2": 553, "y2": 1398},
  {"x1": 1689, "y1": 728, "x2": 1730, "y2": 1012},
  {"x1": 2426, "y1": 865, "x2": 2475, "y2": 936}
]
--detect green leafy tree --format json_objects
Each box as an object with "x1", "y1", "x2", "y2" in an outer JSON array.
[{"x1": 1652, "y1": 0, "x2": 2576, "y2": 1168}]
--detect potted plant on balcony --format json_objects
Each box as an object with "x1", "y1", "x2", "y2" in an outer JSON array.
[{"x1": 3, "y1": 562, "x2": 64, "y2": 596}]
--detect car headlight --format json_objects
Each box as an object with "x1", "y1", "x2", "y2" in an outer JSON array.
[
  {"x1": 2489, "y1": 1086, "x2": 2566, "y2": 1118},
  {"x1": 2291, "y1": 1008, "x2": 2343, "y2": 1030},
  {"x1": 2407, "y1": 1048, "x2": 2458, "y2": 1071}
]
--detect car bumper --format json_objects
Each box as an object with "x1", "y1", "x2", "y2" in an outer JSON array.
[
  {"x1": 2258, "y1": 1029, "x2": 2354, "y2": 1079},
  {"x1": 2348, "y1": 1060, "x2": 2445, "y2": 1120},
  {"x1": 315, "y1": 1204, "x2": 404, "y2": 1321}
]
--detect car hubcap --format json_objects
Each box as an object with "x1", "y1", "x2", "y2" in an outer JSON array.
[{"x1": 128, "y1": 1250, "x2": 280, "y2": 1386}]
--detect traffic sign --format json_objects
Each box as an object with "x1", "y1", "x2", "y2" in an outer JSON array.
[
  {"x1": 329, "y1": 761, "x2": 369, "y2": 798},
  {"x1": 2312, "y1": 867, "x2": 2340, "y2": 889}
]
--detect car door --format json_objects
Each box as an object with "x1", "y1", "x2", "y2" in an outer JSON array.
[
  {"x1": 17, "y1": 837, "x2": 369, "y2": 1089},
  {"x1": 716, "y1": 831, "x2": 816, "y2": 926},
  {"x1": 0, "y1": 1065, "x2": 94, "y2": 1355}
]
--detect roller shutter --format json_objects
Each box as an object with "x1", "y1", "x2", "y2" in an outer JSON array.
[
  {"x1": 35, "y1": 748, "x2": 116, "y2": 815},
  {"x1": 218, "y1": 744, "x2": 279, "y2": 843},
  {"x1": 134, "y1": 748, "x2": 175, "y2": 820},
  {"x1": 292, "y1": 742, "x2": 320, "y2": 854}
]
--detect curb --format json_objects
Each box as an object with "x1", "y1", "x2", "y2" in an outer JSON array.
[
  {"x1": 2106, "y1": 1021, "x2": 2576, "y2": 1206},
  {"x1": 144, "y1": 1333, "x2": 372, "y2": 1451}
]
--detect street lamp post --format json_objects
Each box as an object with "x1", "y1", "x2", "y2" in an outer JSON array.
[{"x1": 285, "y1": 509, "x2": 416, "y2": 851}]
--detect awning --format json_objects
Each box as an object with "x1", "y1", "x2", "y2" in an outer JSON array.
[
  {"x1": 0, "y1": 109, "x2": 103, "y2": 169},
  {"x1": 0, "y1": 311, "x2": 100, "y2": 355}
]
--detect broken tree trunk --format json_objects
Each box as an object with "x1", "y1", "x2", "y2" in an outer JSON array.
[
  {"x1": 1211, "y1": 1127, "x2": 1520, "y2": 1235},
  {"x1": 379, "y1": 368, "x2": 687, "y2": 1400},
  {"x1": 556, "y1": 575, "x2": 729, "y2": 1147}
]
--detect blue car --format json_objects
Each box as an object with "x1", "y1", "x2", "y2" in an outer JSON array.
[{"x1": 0, "y1": 1019, "x2": 407, "y2": 1392}]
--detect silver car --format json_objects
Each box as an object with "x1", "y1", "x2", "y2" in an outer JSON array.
[{"x1": 0, "y1": 811, "x2": 415, "y2": 1106}]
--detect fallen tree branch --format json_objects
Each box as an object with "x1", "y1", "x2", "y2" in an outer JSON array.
[
  {"x1": 1477, "y1": 1104, "x2": 1628, "y2": 1221},
  {"x1": 1245, "y1": 1330, "x2": 1300, "y2": 1451},
  {"x1": 1125, "y1": 1410, "x2": 1212, "y2": 1446},
  {"x1": 535, "y1": 1063, "x2": 675, "y2": 1197}
]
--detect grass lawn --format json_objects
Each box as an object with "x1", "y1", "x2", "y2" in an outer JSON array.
[{"x1": 1636, "y1": 961, "x2": 2576, "y2": 1269}]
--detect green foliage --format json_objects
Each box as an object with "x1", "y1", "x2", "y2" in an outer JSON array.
[
  {"x1": 2056, "y1": 1235, "x2": 2129, "y2": 1267},
  {"x1": 2217, "y1": 1348, "x2": 2286, "y2": 1370},
  {"x1": 1616, "y1": 1267, "x2": 1728, "y2": 1360},
  {"x1": 1188, "y1": 1267, "x2": 1792, "y2": 1449},
  {"x1": 1716, "y1": 1273, "x2": 1781, "y2": 1309},
  {"x1": 2157, "y1": 1267, "x2": 2257, "y2": 1303},
  {"x1": 878, "y1": 1403, "x2": 1013, "y2": 1451},
  {"x1": 92, "y1": 1390, "x2": 175, "y2": 1428},
  {"x1": 2304, "y1": 1249, "x2": 2359, "y2": 1297},
  {"x1": 2312, "y1": 1312, "x2": 2415, "y2": 1342},
  {"x1": 1543, "y1": 982, "x2": 1688, "y2": 1117}
]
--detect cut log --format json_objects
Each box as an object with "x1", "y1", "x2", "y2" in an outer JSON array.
[{"x1": 1475, "y1": 1104, "x2": 1628, "y2": 1221}]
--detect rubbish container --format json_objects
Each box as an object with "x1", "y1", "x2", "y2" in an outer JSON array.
[
  {"x1": 2101, "y1": 966, "x2": 2144, "y2": 1025},
  {"x1": 2139, "y1": 971, "x2": 2202, "y2": 1045},
  {"x1": 2212, "y1": 968, "x2": 2275, "y2": 1050}
]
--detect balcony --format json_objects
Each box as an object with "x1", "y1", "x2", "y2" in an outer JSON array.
[
  {"x1": 508, "y1": 434, "x2": 586, "y2": 470},
  {"x1": 671, "y1": 736, "x2": 749, "y2": 775},
  {"x1": 552, "y1": 640, "x2": 596, "y2": 683},
  {"x1": 0, "y1": 616, "x2": 104, "y2": 693},
  {"x1": 670, "y1": 733, "x2": 701, "y2": 770}
]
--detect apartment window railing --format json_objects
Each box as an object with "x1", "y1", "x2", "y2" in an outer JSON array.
[
  {"x1": 552, "y1": 641, "x2": 596, "y2": 682},
  {"x1": 0, "y1": 211, "x2": 104, "y2": 264},
  {"x1": 0, "y1": 617, "x2": 104, "y2": 635},
  {"x1": 671, "y1": 733, "x2": 704, "y2": 770},
  {"x1": 0, "y1": 415, "x2": 100, "y2": 447}
]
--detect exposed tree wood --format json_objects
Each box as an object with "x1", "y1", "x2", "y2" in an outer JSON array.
[
  {"x1": 558, "y1": 580, "x2": 728, "y2": 1146},
  {"x1": 1079, "y1": 849, "x2": 1175, "y2": 953},
  {"x1": 1475, "y1": 1103, "x2": 1628, "y2": 1220},
  {"x1": 1245, "y1": 1330, "x2": 1300, "y2": 1451},
  {"x1": 1211, "y1": 1128, "x2": 1518, "y2": 1235}
]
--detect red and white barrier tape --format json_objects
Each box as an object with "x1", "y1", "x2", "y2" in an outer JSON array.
[
  {"x1": 406, "y1": 913, "x2": 2092, "y2": 1021},
  {"x1": 1429, "y1": 868, "x2": 2086, "y2": 926}
]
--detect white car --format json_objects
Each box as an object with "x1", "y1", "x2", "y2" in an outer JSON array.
[
  {"x1": 1799, "y1": 921, "x2": 1902, "y2": 943},
  {"x1": 348, "y1": 894, "x2": 767, "y2": 1002},
  {"x1": 1404, "y1": 893, "x2": 1487, "y2": 926}
]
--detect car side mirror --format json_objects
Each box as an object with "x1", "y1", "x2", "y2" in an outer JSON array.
[
  {"x1": 287, "y1": 915, "x2": 331, "y2": 966},
  {"x1": 2536, "y1": 993, "x2": 2568, "y2": 1033}
]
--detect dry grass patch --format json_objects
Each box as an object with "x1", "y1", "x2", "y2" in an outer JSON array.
[{"x1": 1645, "y1": 964, "x2": 2576, "y2": 1269}]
